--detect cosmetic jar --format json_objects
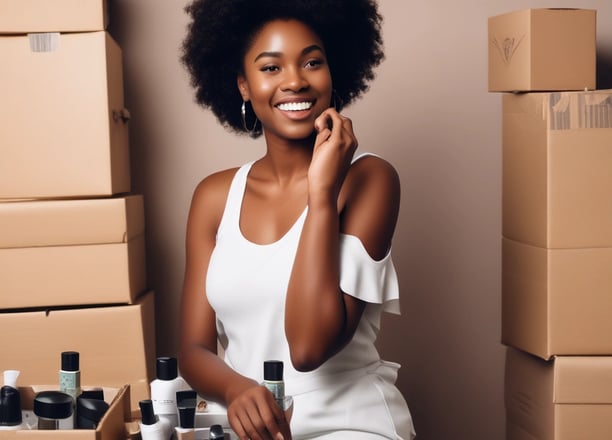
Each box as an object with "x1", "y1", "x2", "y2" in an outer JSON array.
[
  {"x1": 34, "y1": 391, "x2": 74, "y2": 430},
  {"x1": 76, "y1": 396, "x2": 109, "y2": 429}
]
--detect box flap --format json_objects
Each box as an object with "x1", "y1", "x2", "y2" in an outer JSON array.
[
  {"x1": 0, "y1": 0, "x2": 108, "y2": 34},
  {"x1": 0, "y1": 195, "x2": 144, "y2": 248},
  {"x1": 554, "y1": 356, "x2": 612, "y2": 404}
]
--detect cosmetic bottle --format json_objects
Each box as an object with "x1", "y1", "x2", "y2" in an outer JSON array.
[
  {"x1": 59, "y1": 351, "x2": 81, "y2": 401},
  {"x1": 0, "y1": 370, "x2": 26, "y2": 431},
  {"x1": 139, "y1": 399, "x2": 171, "y2": 440},
  {"x1": 176, "y1": 390, "x2": 197, "y2": 429},
  {"x1": 263, "y1": 360, "x2": 284, "y2": 408},
  {"x1": 150, "y1": 357, "x2": 190, "y2": 431},
  {"x1": 34, "y1": 391, "x2": 74, "y2": 430}
]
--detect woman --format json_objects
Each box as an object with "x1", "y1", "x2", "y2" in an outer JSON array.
[{"x1": 179, "y1": 0, "x2": 416, "y2": 438}]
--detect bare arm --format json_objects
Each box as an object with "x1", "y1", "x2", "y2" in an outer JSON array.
[
  {"x1": 178, "y1": 170, "x2": 291, "y2": 440},
  {"x1": 285, "y1": 109, "x2": 401, "y2": 371}
]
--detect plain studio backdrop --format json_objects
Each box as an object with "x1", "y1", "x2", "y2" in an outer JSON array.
[{"x1": 108, "y1": 1, "x2": 612, "y2": 439}]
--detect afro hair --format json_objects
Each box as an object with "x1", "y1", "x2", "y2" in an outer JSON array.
[{"x1": 181, "y1": 0, "x2": 385, "y2": 138}]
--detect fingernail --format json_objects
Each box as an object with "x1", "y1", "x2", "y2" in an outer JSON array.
[{"x1": 276, "y1": 434, "x2": 285, "y2": 440}]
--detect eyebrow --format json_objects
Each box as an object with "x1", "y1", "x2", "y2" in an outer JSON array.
[{"x1": 253, "y1": 44, "x2": 324, "y2": 63}]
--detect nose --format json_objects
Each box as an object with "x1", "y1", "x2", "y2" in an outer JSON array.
[{"x1": 281, "y1": 66, "x2": 308, "y2": 92}]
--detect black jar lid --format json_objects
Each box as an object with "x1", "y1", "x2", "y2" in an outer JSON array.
[{"x1": 34, "y1": 391, "x2": 73, "y2": 419}]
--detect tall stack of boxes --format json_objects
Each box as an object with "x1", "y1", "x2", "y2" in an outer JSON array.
[
  {"x1": 489, "y1": 8, "x2": 612, "y2": 439},
  {"x1": 0, "y1": 0, "x2": 156, "y2": 421}
]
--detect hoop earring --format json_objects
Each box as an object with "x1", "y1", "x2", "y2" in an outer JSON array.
[{"x1": 241, "y1": 101, "x2": 259, "y2": 135}]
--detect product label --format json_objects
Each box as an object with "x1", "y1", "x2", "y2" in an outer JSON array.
[
  {"x1": 264, "y1": 381, "x2": 284, "y2": 408},
  {"x1": 59, "y1": 371, "x2": 81, "y2": 400}
]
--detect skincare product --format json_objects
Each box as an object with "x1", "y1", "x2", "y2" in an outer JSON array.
[
  {"x1": 140, "y1": 399, "x2": 171, "y2": 440},
  {"x1": 34, "y1": 391, "x2": 74, "y2": 430},
  {"x1": 150, "y1": 357, "x2": 190, "y2": 430},
  {"x1": 263, "y1": 360, "x2": 284, "y2": 408},
  {"x1": 0, "y1": 370, "x2": 25, "y2": 430},
  {"x1": 76, "y1": 396, "x2": 109, "y2": 429},
  {"x1": 209, "y1": 424, "x2": 228, "y2": 440},
  {"x1": 176, "y1": 390, "x2": 197, "y2": 429},
  {"x1": 59, "y1": 351, "x2": 81, "y2": 401}
]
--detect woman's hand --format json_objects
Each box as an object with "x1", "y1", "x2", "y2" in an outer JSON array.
[
  {"x1": 226, "y1": 383, "x2": 292, "y2": 440},
  {"x1": 310, "y1": 108, "x2": 358, "y2": 203}
]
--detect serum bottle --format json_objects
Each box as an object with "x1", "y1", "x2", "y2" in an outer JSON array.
[
  {"x1": 59, "y1": 351, "x2": 81, "y2": 401},
  {"x1": 59, "y1": 351, "x2": 81, "y2": 428},
  {"x1": 263, "y1": 360, "x2": 284, "y2": 408}
]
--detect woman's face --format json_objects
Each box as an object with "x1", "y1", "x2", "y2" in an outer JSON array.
[{"x1": 238, "y1": 19, "x2": 333, "y2": 142}]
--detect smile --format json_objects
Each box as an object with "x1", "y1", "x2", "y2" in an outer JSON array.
[{"x1": 276, "y1": 101, "x2": 313, "y2": 111}]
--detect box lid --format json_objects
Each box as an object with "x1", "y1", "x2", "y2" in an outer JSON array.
[
  {"x1": 0, "y1": 195, "x2": 144, "y2": 248},
  {"x1": 554, "y1": 356, "x2": 612, "y2": 404},
  {"x1": 0, "y1": 0, "x2": 108, "y2": 34}
]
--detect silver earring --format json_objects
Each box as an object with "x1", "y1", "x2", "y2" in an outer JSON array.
[{"x1": 241, "y1": 101, "x2": 259, "y2": 135}]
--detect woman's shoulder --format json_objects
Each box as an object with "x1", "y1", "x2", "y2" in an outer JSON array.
[
  {"x1": 347, "y1": 152, "x2": 400, "y2": 194},
  {"x1": 189, "y1": 166, "x2": 241, "y2": 213}
]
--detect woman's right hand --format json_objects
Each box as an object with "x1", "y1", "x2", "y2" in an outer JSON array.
[{"x1": 226, "y1": 383, "x2": 292, "y2": 440}]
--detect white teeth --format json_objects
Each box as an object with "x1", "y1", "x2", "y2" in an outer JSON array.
[{"x1": 277, "y1": 101, "x2": 313, "y2": 111}]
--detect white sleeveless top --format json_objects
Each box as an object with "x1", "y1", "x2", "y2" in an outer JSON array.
[{"x1": 206, "y1": 157, "x2": 415, "y2": 439}]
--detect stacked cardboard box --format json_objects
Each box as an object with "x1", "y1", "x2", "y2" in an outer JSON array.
[
  {"x1": 489, "y1": 8, "x2": 612, "y2": 439},
  {"x1": 0, "y1": 0, "x2": 156, "y2": 427}
]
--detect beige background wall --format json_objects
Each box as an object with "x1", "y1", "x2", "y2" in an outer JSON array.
[{"x1": 109, "y1": 1, "x2": 612, "y2": 439}]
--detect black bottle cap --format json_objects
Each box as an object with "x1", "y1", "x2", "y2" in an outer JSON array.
[
  {"x1": 156, "y1": 357, "x2": 178, "y2": 381},
  {"x1": 139, "y1": 399, "x2": 157, "y2": 426},
  {"x1": 263, "y1": 360, "x2": 283, "y2": 381},
  {"x1": 0, "y1": 385, "x2": 22, "y2": 426},
  {"x1": 34, "y1": 391, "x2": 74, "y2": 419},
  {"x1": 80, "y1": 388, "x2": 104, "y2": 401},
  {"x1": 61, "y1": 351, "x2": 80, "y2": 372},
  {"x1": 209, "y1": 424, "x2": 225, "y2": 439}
]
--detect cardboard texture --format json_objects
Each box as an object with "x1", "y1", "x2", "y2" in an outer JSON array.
[
  {"x1": 0, "y1": 0, "x2": 107, "y2": 34},
  {"x1": 502, "y1": 90, "x2": 612, "y2": 249},
  {"x1": 488, "y1": 8, "x2": 596, "y2": 92},
  {"x1": 0, "y1": 196, "x2": 146, "y2": 310},
  {"x1": 502, "y1": 238, "x2": 612, "y2": 360},
  {"x1": 0, "y1": 385, "x2": 131, "y2": 439},
  {"x1": 0, "y1": 31, "x2": 130, "y2": 199},
  {"x1": 0, "y1": 291, "x2": 156, "y2": 414},
  {"x1": 505, "y1": 347, "x2": 612, "y2": 440}
]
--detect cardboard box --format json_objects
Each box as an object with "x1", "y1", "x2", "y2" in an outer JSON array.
[
  {"x1": 502, "y1": 238, "x2": 612, "y2": 360},
  {"x1": 0, "y1": 0, "x2": 107, "y2": 34},
  {"x1": 0, "y1": 385, "x2": 132, "y2": 439},
  {"x1": 0, "y1": 31, "x2": 130, "y2": 199},
  {"x1": 488, "y1": 8, "x2": 596, "y2": 92},
  {"x1": 0, "y1": 195, "x2": 146, "y2": 310},
  {"x1": 505, "y1": 347, "x2": 612, "y2": 440},
  {"x1": 503, "y1": 90, "x2": 612, "y2": 249},
  {"x1": 0, "y1": 291, "x2": 156, "y2": 415}
]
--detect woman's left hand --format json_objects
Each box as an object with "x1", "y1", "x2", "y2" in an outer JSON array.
[{"x1": 309, "y1": 108, "x2": 358, "y2": 202}]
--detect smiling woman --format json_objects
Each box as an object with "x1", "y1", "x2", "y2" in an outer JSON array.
[{"x1": 178, "y1": 1, "x2": 415, "y2": 439}]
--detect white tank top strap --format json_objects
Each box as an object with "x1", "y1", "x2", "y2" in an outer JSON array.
[{"x1": 218, "y1": 161, "x2": 254, "y2": 232}]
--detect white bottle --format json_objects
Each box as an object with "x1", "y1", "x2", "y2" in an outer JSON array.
[
  {"x1": 150, "y1": 357, "x2": 190, "y2": 431},
  {"x1": 139, "y1": 399, "x2": 171, "y2": 440}
]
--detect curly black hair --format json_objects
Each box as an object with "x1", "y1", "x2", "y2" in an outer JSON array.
[{"x1": 180, "y1": 0, "x2": 385, "y2": 138}]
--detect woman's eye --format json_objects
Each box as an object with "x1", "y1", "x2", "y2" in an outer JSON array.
[
  {"x1": 261, "y1": 65, "x2": 279, "y2": 73},
  {"x1": 305, "y1": 59, "x2": 322, "y2": 69}
]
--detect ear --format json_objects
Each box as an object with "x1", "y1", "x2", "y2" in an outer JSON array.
[{"x1": 237, "y1": 75, "x2": 250, "y2": 101}]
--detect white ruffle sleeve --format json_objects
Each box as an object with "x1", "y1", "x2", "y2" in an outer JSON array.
[{"x1": 339, "y1": 233, "x2": 401, "y2": 314}]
